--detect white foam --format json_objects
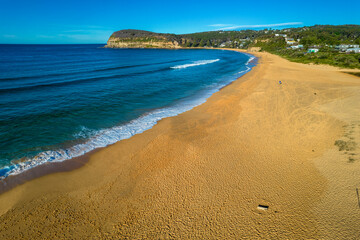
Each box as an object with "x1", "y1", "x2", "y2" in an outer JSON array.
[
  {"x1": 0, "y1": 53, "x2": 256, "y2": 180},
  {"x1": 171, "y1": 59, "x2": 220, "y2": 69},
  {"x1": 246, "y1": 56, "x2": 255, "y2": 65},
  {"x1": 237, "y1": 66, "x2": 251, "y2": 74},
  {"x1": 0, "y1": 92, "x2": 212, "y2": 180}
]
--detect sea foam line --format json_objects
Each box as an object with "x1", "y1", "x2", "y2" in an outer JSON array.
[
  {"x1": 246, "y1": 56, "x2": 256, "y2": 65},
  {"x1": 237, "y1": 66, "x2": 251, "y2": 74},
  {"x1": 171, "y1": 59, "x2": 220, "y2": 69},
  {"x1": 0, "y1": 54, "x2": 256, "y2": 180},
  {"x1": 0, "y1": 93, "x2": 211, "y2": 180}
]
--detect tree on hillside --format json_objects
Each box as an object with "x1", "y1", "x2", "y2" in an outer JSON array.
[{"x1": 199, "y1": 40, "x2": 205, "y2": 47}]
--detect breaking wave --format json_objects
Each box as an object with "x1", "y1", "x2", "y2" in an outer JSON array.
[
  {"x1": 0, "y1": 51, "x2": 256, "y2": 180},
  {"x1": 0, "y1": 86, "x2": 217, "y2": 180},
  {"x1": 171, "y1": 59, "x2": 220, "y2": 69}
]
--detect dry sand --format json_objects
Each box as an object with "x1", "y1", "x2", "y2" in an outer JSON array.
[{"x1": 0, "y1": 51, "x2": 360, "y2": 239}]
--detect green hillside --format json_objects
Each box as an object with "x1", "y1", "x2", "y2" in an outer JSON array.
[{"x1": 107, "y1": 25, "x2": 360, "y2": 69}]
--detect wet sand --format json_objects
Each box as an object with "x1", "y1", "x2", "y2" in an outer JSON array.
[{"x1": 1, "y1": 51, "x2": 360, "y2": 239}]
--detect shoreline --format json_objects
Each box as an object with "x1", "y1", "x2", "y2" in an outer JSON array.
[
  {"x1": 1, "y1": 50, "x2": 360, "y2": 238},
  {"x1": 0, "y1": 49, "x2": 256, "y2": 193},
  {"x1": 0, "y1": 150, "x2": 95, "y2": 194}
]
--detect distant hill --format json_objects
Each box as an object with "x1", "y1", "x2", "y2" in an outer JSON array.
[
  {"x1": 105, "y1": 29, "x2": 263, "y2": 49},
  {"x1": 105, "y1": 25, "x2": 360, "y2": 68},
  {"x1": 110, "y1": 29, "x2": 177, "y2": 39},
  {"x1": 106, "y1": 29, "x2": 182, "y2": 48}
]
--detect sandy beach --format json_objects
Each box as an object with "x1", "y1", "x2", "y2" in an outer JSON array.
[{"x1": 0, "y1": 50, "x2": 360, "y2": 239}]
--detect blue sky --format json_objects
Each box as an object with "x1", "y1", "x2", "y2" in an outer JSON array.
[{"x1": 1, "y1": 0, "x2": 359, "y2": 44}]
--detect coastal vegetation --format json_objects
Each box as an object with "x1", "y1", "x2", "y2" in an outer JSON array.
[
  {"x1": 250, "y1": 25, "x2": 360, "y2": 69},
  {"x1": 106, "y1": 25, "x2": 360, "y2": 69}
]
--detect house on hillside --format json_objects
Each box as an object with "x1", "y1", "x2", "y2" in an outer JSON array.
[
  {"x1": 308, "y1": 48, "x2": 319, "y2": 53},
  {"x1": 219, "y1": 41, "x2": 232, "y2": 48},
  {"x1": 337, "y1": 44, "x2": 350, "y2": 51},
  {"x1": 346, "y1": 48, "x2": 360, "y2": 53},
  {"x1": 286, "y1": 40, "x2": 297, "y2": 45},
  {"x1": 336, "y1": 44, "x2": 359, "y2": 52},
  {"x1": 290, "y1": 45, "x2": 303, "y2": 50}
]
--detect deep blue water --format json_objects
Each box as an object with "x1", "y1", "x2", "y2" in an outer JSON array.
[{"x1": 0, "y1": 44, "x2": 256, "y2": 179}]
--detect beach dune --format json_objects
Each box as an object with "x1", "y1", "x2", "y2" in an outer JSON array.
[{"x1": 0, "y1": 51, "x2": 360, "y2": 239}]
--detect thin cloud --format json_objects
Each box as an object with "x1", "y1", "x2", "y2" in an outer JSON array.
[
  {"x1": 57, "y1": 29, "x2": 113, "y2": 42},
  {"x1": 60, "y1": 28, "x2": 114, "y2": 37},
  {"x1": 215, "y1": 22, "x2": 303, "y2": 30},
  {"x1": 37, "y1": 35, "x2": 56, "y2": 38},
  {"x1": 208, "y1": 24, "x2": 232, "y2": 27},
  {"x1": 62, "y1": 30, "x2": 89, "y2": 33},
  {"x1": 3, "y1": 34, "x2": 16, "y2": 38},
  {"x1": 52, "y1": 24, "x2": 114, "y2": 31}
]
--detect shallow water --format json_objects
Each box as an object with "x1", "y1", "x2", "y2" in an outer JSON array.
[{"x1": 0, "y1": 45, "x2": 256, "y2": 179}]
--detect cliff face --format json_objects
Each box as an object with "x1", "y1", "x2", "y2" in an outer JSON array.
[
  {"x1": 106, "y1": 37, "x2": 181, "y2": 49},
  {"x1": 105, "y1": 29, "x2": 182, "y2": 49}
]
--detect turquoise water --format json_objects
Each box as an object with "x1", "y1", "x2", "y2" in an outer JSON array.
[{"x1": 0, "y1": 45, "x2": 256, "y2": 179}]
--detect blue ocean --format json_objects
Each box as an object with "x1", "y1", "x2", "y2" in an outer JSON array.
[{"x1": 0, "y1": 45, "x2": 256, "y2": 179}]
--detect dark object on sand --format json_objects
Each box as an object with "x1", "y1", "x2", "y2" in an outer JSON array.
[
  {"x1": 257, "y1": 204, "x2": 269, "y2": 210},
  {"x1": 279, "y1": 81, "x2": 282, "y2": 84},
  {"x1": 356, "y1": 188, "x2": 360, "y2": 208}
]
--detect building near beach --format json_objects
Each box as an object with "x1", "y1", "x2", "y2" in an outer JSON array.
[
  {"x1": 346, "y1": 48, "x2": 360, "y2": 53},
  {"x1": 336, "y1": 44, "x2": 360, "y2": 52},
  {"x1": 287, "y1": 40, "x2": 297, "y2": 45},
  {"x1": 290, "y1": 45, "x2": 304, "y2": 49},
  {"x1": 308, "y1": 48, "x2": 319, "y2": 53}
]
